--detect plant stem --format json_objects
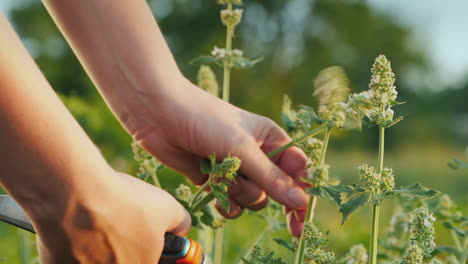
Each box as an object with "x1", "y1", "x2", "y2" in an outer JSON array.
[
  {"x1": 222, "y1": 3, "x2": 233, "y2": 102},
  {"x1": 451, "y1": 229, "x2": 462, "y2": 251},
  {"x1": 294, "y1": 128, "x2": 332, "y2": 264},
  {"x1": 370, "y1": 126, "x2": 385, "y2": 264},
  {"x1": 190, "y1": 176, "x2": 212, "y2": 208},
  {"x1": 191, "y1": 192, "x2": 215, "y2": 213},
  {"x1": 293, "y1": 196, "x2": 317, "y2": 264},
  {"x1": 150, "y1": 172, "x2": 161, "y2": 188},
  {"x1": 267, "y1": 125, "x2": 327, "y2": 158},
  {"x1": 214, "y1": 227, "x2": 224, "y2": 264},
  {"x1": 369, "y1": 204, "x2": 380, "y2": 264},
  {"x1": 318, "y1": 128, "x2": 331, "y2": 166}
]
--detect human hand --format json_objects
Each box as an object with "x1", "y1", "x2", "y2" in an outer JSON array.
[
  {"x1": 129, "y1": 78, "x2": 309, "y2": 237},
  {"x1": 34, "y1": 173, "x2": 191, "y2": 263}
]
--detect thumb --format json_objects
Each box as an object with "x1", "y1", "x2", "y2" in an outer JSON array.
[
  {"x1": 117, "y1": 173, "x2": 191, "y2": 237},
  {"x1": 161, "y1": 191, "x2": 191, "y2": 237}
]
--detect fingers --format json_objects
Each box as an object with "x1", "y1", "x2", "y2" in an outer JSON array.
[
  {"x1": 215, "y1": 197, "x2": 244, "y2": 219},
  {"x1": 238, "y1": 143, "x2": 308, "y2": 210},
  {"x1": 228, "y1": 177, "x2": 268, "y2": 211},
  {"x1": 148, "y1": 143, "x2": 208, "y2": 185},
  {"x1": 286, "y1": 209, "x2": 306, "y2": 238}
]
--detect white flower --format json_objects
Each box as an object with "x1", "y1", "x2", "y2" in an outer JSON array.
[
  {"x1": 307, "y1": 137, "x2": 318, "y2": 145},
  {"x1": 211, "y1": 46, "x2": 226, "y2": 58},
  {"x1": 373, "y1": 75, "x2": 381, "y2": 84},
  {"x1": 231, "y1": 49, "x2": 244, "y2": 56}
]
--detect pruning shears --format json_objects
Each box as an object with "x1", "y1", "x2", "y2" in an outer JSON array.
[{"x1": 0, "y1": 195, "x2": 205, "y2": 264}]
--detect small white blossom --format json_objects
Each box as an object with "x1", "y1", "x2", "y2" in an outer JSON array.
[
  {"x1": 231, "y1": 49, "x2": 244, "y2": 56},
  {"x1": 211, "y1": 46, "x2": 227, "y2": 58}
]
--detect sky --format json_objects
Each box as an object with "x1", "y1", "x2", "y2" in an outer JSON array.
[{"x1": 2, "y1": 0, "x2": 468, "y2": 90}]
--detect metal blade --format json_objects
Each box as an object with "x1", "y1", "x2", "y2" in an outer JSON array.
[{"x1": 0, "y1": 195, "x2": 34, "y2": 233}]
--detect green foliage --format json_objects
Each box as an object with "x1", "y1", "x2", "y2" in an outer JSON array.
[
  {"x1": 190, "y1": 51, "x2": 263, "y2": 70},
  {"x1": 242, "y1": 246, "x2": 287, "y2": 264}
]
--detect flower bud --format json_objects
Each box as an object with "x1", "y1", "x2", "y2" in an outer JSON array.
[
  {"x1": 410, "y1": 207, "x2": 436, "y2": 257},
  {"x1": 175, "y1": 184, "x2": 192, "y2": 202},
  {"x1": 402, "y1": 245, "x2": 424, "y2": 264},
  {"x1": 197, "y1": 65, "x2": 219, "y2": 97},
  {"x1": 221, "y1": 8, "x2": 243, "y2": 28}
]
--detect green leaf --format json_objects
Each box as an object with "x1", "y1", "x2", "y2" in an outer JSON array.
[
  {"x1": 307, "y1": 185, "x2": 350, "y2": 205},
  {"x1": 232, "y1": 56, "x2": 263, "y2": 69},
  {"x1": 210, "y1": 182, "x2": 230, "y2": 212},
  {"x1": 339, "y1": 190, "x2": 371, "y2": 225},
  {"x1": 432, "y1": 245, "x2": 461, "y2": 256},
  {"x1": 441, "y1": 221, "x2": 466, "y2": 238},
  {"x1": 448, "y1": 158, "x2": 468, "y2": 170},
  {"x1": 273, "y1": 238, "x2": 295, "y2": 252},
  {"x1": 190, "y1": 55, "x2": 223, "y2": 67},
  {"x1": 392, "y1": 183, "x2": 440, "y2": 200},
  {"x1": 200, "y1": 158, "x2": 212, "y2": 174},
  {"x1": 385, "y1": 116, "x2": 404, "y2": 128},
  {"x1": 200, "y1": 205, "x2": 215, "y2": 228}
]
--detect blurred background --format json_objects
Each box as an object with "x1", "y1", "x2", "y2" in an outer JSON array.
[{"x1": 1, "y1": 0, "x2": 467, "y2": 263}]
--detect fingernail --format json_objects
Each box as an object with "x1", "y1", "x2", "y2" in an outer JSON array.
[{"x1": 287, "y1": 187, "x2": 309, "y2": 209}]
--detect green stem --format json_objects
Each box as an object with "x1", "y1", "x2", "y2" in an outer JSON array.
[
  {"x1": 294, "y1": 128, "x2": 331, "y2": 264},
  {"x1": 214, "y1": 227, "x2": 224, "y2": 264},
  {"x1": 267, "y1": 125, "x2": 327, "y2": 158},
  {"x1": 294, "y1": 196, "x2": 318, "y2": 264},
  {"x1": 370, "y1": 204, "x2": 380, "y2": 264},
  {"x1": 318, "y1": 128, "x2": 331, "y2": 166},
  {"x1": 150, "y1": 172, "x2": 161, "y2": 188},
  {"x1": 191, "y1": 192, "x2": 215, "y2": 213},
  {"x1": 370, "y1": 126, "x2": 385, "y2": 264},
  {"x1": 451, "y1": 229, "x2": 462, "y2": 251},
  {"x1": 222, "y1": 3, "x2": 233, "y2": 102},
  {"x1": 190, "y1": 176, "x2": 212, "y2": 208}
]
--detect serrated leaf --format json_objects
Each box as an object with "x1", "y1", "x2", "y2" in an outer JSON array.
[
  {"x1": 201, "y1": 158, "x2": 212, "y2": 174},
  {"x1": 210, "y1": 182, "x2": 230, "y2": 211},
  {"x1": 273, "y1": 238, "x2": 295, "y2": 252},
  {"x1": 339, "y1": 190, "x2": 371, "y2": 225},
  {"x1": 448, "y1": 158, "x2": 468, "y2": 170},
  {"x1": 232, "y1": 56, "x2": 263, "y2": 69},
  {"x1": 392, "y1": 183, "x2": 440, "y2": 200},
  {"x1": 190, "y1": 55, "x2": 223, "y2": 67},
  {"x1": 307, "y1": 185, "x2": 350, "y2": 205}
]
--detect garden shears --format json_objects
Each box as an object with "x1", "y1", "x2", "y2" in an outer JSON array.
[{"x1": 0, "y1": 195, "x2": 205, "y2": 264}]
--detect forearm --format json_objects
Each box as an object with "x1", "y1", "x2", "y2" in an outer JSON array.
[
  {"x1": 0, "y1": 15, "x2": 115, "y2": 228},
  {"x1": 42, "y1": 0, "x2": 189, "y2": 136}
]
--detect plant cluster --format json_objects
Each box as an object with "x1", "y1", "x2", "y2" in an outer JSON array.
[{"x1": 127, "y1": 2, "x2": 467, "y2": 264}]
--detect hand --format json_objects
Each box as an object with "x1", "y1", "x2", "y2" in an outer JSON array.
[
  {"x1": 34, "y1": 173, "x2": 191, "y2": 263},
  {"x1": 131, "y1": 78, "x2": 309, "y2": 237}
]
